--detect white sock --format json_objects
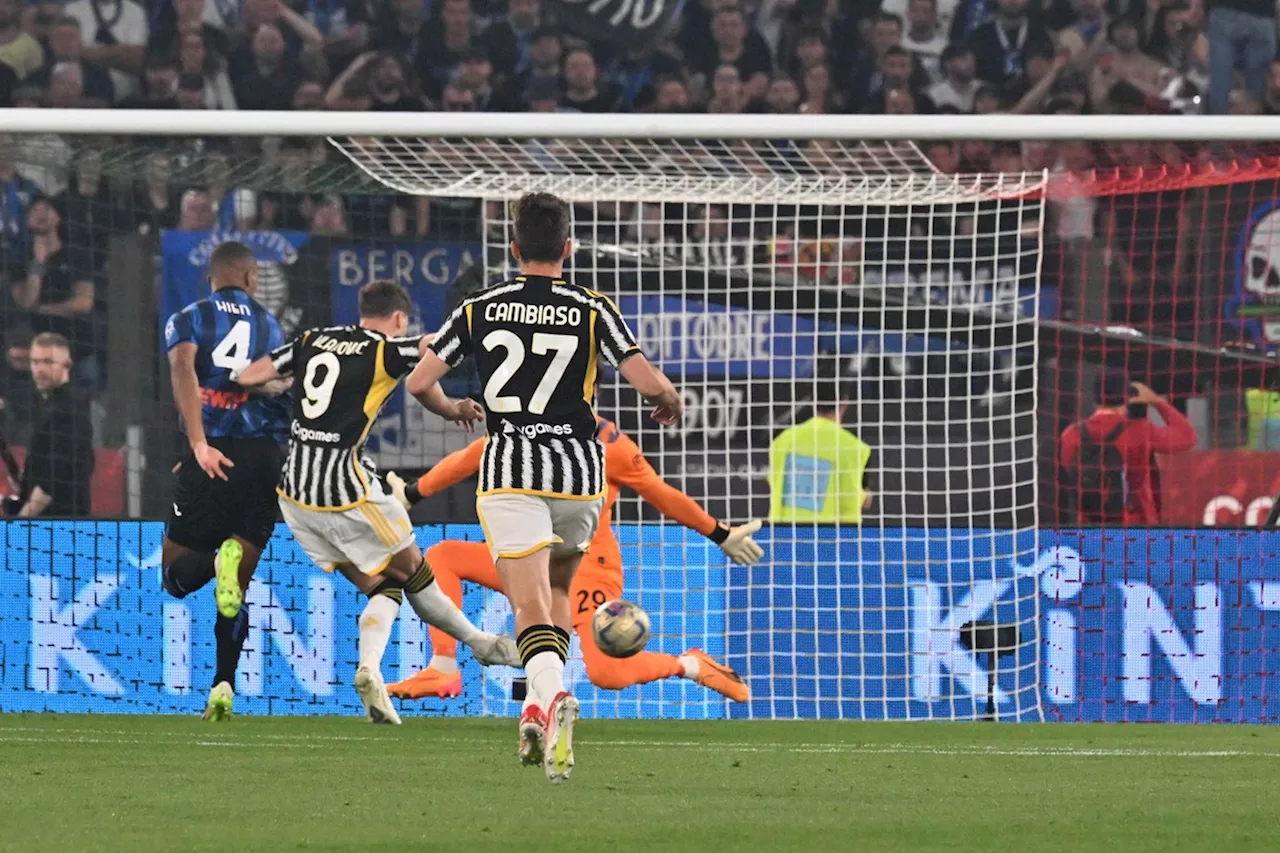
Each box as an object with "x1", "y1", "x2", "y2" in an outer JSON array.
[
  {"x1": 678, "y1": 654, "x2": 700, "y2": 681},
  {"x1": 429, "y1": 655, "x2": 458, "y2": 675},
  {"x1": 526, "y1": 650, "x2": 565, "y2": 709},
  {"x1": 405, "y1": 582, "x2": 483, "y2": 645},
  {"x1": 357, "y1": 594, "x2": 400, "y2": 672}
]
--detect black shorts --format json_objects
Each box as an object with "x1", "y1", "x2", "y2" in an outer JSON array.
[{"x1": 167, "y1": 436, "x2": 284, "y2": 553}]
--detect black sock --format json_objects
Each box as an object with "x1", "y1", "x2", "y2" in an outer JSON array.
[
  {"x1": 517, "y1": 624, "x2": 564, "y2": 666},
  {"x1": 162, "y1": 552, "x2": 216, "y2": 599},
  {"x1": 404, "y1": 557, "x2": 435, "y2": 594},
  {"x1": 552, "y1": 626, "x2": 571, "y2": 661},
  {"x1": 213, "y1": 604, "x2": 249, "y2": 689}
]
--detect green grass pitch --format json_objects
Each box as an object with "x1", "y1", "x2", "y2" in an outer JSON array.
[{"x1": 1, "y1": 714, "x2": 1277, "y2": 853}]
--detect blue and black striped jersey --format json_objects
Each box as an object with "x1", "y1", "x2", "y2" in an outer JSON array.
[{"x1": 164, "y1": 286, "x2": 291, "y2": 442}]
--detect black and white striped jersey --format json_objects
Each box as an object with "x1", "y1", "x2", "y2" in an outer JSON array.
[
  {"x1": 430, "y1": 274, "x2": 642, "y2": 499},
  {"x1": 269, "y1": 326, "x2": 420, "y2": 510}
]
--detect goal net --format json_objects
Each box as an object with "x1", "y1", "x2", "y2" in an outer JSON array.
[{"x1": 2, "y1": 115, "x2": 1278, "y2": 724}]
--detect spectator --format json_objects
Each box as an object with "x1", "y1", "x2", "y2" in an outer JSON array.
[
  {"x1": 1090, "y1": 17, "x2": 1172, "y2": 111},
  {"x1": 325, "y1": 51, "x2": 423, "y2": 110},
  {"x1": 417, "y1": 0, "x2": 475, "y2": 98},
  {"x1": 1058, "y1": 374, "x2": 1196, "y2": 525},
  {"x1": 694, "y1": 5, "x2": 773, "y2": 101},
  {"x1": 12, "y1": 332, "x2": 95, "y2": 518},
  {"x1": 652, "y1": 76, "x2": 690, "y2": 112},
  {"x1": 560, "y1": 47, "x2": 620, "y2": 113},
  {"x1": 902, "y1": 0, "x2": 949, "y2": 81},
  {"x1": 56, "y1": 148, "x2": 118, "y2": 272},
  {"x1": 1057, "y1": 0, "x2": 1108, "y2": 61},
  {"x1": 231, "y1": 23, "x2": 302, "y2": 110},
  {"x1": 925, "y1": 140, "x2": 960, "y2": 172},
  {"x1": 1206, "y1": 0, "x2": 1275, "y2": 114},
  {"x1": 786, "y1": 27, "x2": 828, "y2": 79},
  {"x1": 883, "y1": 0, "x2": 960, "y2": 38},
  {"x1": 307, "y1": 0, "x2": 372, "y2": 75},
  {"x1": 293, "y1": 78, "x2": 326, "y2": 110},
  {"x1": 26, "y1": 17, "x2": 115, "y2": 107},
  {"x1": 12, "y1": 197, "x2": 97, "y2": 381},
  {"x1": 178, "y1": 188, "x2": 216, "y2": 230},
  {"x1": 1146, "y1": 2, "x2": 1208, "y2": 97},
  {"x1": 372, "y1": 0, "x2": 425, "y2": 58},
  {"x1": 929, "y1": 43, "x2": 979, "y2": 110},
  {"x1": 764, "y1": 74, "x2": 801, "y2": 112},
  {"x1": 800, "y1": 60, "x2": 839, "y2": 113},
  {"x1": 148, "y1": 0, "x2": 230, "y2": 61},
  {"x1": 0, "y1": 139, "x2": 42, "y2": 279},
  {"x1": 177, "y1": 29, "x2": 237, "y2": 110},
  {"x1": 495, "y1": 25, "x2": 559, "y2": 109},
  {"x1": 455, "y1": 49, "x2": 495, "y2": 109},
  {"x1": 235, "y1": 0, "x2": 324, "y2": 63},
  {"x1": 120, "y1": 53, "x2": 179, "y2": 108},
  {"x1": 483, "y1": 0, "x2": 541, "y2": 82},
  {"x1": 768, "y1": 378, "x2": 874, "y2": 524},
  {"x1": 47, "y1": 62, "x2": 86, "y2": 109},
  {"x1": 867, "y1": 45, "x2": 933, "y2": 112},
  {"x1": 847, "y1": 12, "x2": 903, "y2": 110},
  {"x1": 0, "y1": 51, "x2": 11, "y2": 107},
  {"x1": 0, "y1": 0, "x2": 43, "y2": 79},
  {"x1": 130, "y1": 152, "x2": 179, "y2": 236},
  {"x1": 707, "y1": 63, "x2": 747, "y2": 113},
  {"x1": 968, "y1": 0, "x2": 1053, "y2": 87},
  {"x1": 63, "y1": 0, "x2": 149, "y2": 99},
  {"x1": 601, "y1": 42, "x2": 684, "y2": 110}
]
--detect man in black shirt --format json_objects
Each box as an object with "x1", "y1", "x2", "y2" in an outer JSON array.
[
  {"x1": 560, "y1": 47, "x2": 621, "y2": 113},
  {"x1": 11, "y1": 197, "x2": 98, "y2": 379},
  {"x1": 968, "y1": 0, "x2": 1053, "y2": 88},
  {"x1": 14, "y1": 332, "x2": 94, "y2": 517},
  {"x1": 27, "y1": 16, "x2": 115, "y2": 106},
  {"x1": 231, "y1": 23, "x2": 301, "y2": 111}
]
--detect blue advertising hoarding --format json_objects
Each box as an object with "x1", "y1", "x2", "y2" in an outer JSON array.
[{"x1": 3, "y1": 523, "x2": 1280, "y2": 723}]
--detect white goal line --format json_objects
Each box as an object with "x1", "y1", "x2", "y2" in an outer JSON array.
[{"x1": 2, "y1": 110, "x2": 1280, "y2": 141}]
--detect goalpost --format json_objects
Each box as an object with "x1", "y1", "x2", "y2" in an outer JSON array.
[{"x1": 3, "y1": 110, "x2": 1280, "y2": 723}]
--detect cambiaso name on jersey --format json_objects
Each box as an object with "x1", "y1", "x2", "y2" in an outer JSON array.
[
  {"x1": 430, "y1": 275, "x2": 642, "y2": 499},
  {"x1": 269, "y1": 326, "x2": 421, "y2": 510}
]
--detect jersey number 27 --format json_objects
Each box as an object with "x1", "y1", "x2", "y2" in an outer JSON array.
[{"x1": 482, "y1": 331, "x2": 578, "y2": 415}]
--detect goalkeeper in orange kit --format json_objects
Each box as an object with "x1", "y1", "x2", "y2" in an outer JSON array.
[{"x1": 384, "y1": 418, "x2": 763, "y2": 703}]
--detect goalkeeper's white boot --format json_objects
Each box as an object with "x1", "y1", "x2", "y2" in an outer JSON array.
[
  {"x1": 202, "y1": 681, "x2": 234, "y2": 721},
  {"x1": 469, "y1": 633, "x2": 521, "y2": 667},
  {"x1": 544, "y1": 691, "x2": 580, "y2": 784},
  {"x1": 354, "y1": 666, "x2": 402, "y2": 725}
]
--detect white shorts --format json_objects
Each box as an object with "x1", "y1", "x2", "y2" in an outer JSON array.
[
  {"x1": 279, "y1": 483, "x2": 415, "y2": 576},
  {"x1": 476, "y1": 493, "x2": 604, "y2": 560}
]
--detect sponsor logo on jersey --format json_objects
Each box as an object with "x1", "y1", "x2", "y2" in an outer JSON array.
[
  {"x1": 501, "y1": 419, "x2": 574, "y2": 439},
  {"x1": 200, "y1": 387, "x2": 249, "y2": 409},
  {"x1": 291, "y1": 421, "x2": 342, "y2": 444}
]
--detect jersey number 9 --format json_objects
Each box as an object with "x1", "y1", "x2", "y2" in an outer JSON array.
[
  {"x1": 302, "y1": 352, "x2": 341, "y2": 418},
  {"x1": 482, "y1": 330, "x2": 579, "y2": 415}
]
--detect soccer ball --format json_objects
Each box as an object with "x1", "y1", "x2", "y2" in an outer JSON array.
[{"x1": 591, "y1": 599, "x2": 650, "y2": 658}]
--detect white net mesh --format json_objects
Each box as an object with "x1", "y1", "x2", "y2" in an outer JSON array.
[
  {"x1": 335, "y1": 134, "x2": 1046, "y2": 721},
  {"x1": 331, "y1": 135, "x2": 1042, "y2": 205}
]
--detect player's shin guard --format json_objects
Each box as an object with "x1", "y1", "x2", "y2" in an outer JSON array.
[
  {"x1": 162, "y1": 552, "x2": 216, "y2": 598},
  {"x1": 518, "y1": 625, "x2": 566, "y2": 708},
  {"x1": 402, "y1": 558, "x2": 483, "y2": 644},
  {"x1": 213, "y1": 603, "x2": 249, "y2": 690},
  {"x1": 358, "y1": 584, "x2": 402, "y2": 672}
]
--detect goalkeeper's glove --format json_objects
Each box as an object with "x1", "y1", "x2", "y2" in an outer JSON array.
[
  {"x1": 387, "y1": 472, "x2": 414, "y2": 510},
  {"x1": 708, "y1": 519, "x2": 765, "y2": 565}
]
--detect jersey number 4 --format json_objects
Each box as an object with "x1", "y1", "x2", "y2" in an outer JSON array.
[
  {"x1": 212, "y1": 320, "x2": 252, "y2": 370},
  {"x1": 482, "y1": 331, "x2": 578, "y2": 415}
]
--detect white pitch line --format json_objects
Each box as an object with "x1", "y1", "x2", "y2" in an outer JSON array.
[{"x1": 0, "y1": 731, "x2": 1277, "y2": 759}]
